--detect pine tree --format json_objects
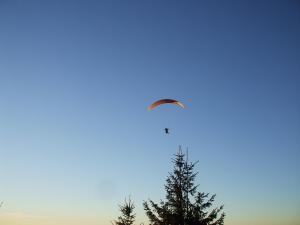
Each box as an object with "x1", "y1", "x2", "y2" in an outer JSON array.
[
  {"x1": 143, "y1": 147, "x2": 225, "y2": 225},
  {"x1": 113, "y1": 197, "x2": 136, "y2": 225}
]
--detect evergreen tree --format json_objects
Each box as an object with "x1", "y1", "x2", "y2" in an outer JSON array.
[
  {"x1": 113, "y1": 197, "x2": 136, "y2": 225},
  {"x1": 143, "y1": 147, "x2": 225, "y2": 225}
]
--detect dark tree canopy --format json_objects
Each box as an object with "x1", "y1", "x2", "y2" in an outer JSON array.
[
  {"x1": 113, "y1": 197, "x2": 136, "y2": 225},
  {"x1": 143, "y1": 147, "x2": 225, "y2": 225}
]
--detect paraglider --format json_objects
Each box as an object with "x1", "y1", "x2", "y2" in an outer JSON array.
[
  {"x1": 148, "y1": 99, "x2": 185, "y2": 134},
  {"x1": 148, "y1": 99, "x2": 185, "y2": 110}
]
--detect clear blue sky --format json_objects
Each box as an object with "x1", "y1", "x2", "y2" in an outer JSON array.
[{"x1": 0, "y1": 1, "x2": 299, "y2": 225}]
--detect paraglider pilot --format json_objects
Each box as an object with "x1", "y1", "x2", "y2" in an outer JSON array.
[{"x1": 165, "y1": 128, "x2": 169, "y2": 134}]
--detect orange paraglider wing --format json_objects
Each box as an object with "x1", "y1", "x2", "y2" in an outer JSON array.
[{"x1": 148, "y1": 99, "x2": 185, "y2": 110}]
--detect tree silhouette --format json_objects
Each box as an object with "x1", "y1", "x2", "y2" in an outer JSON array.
[
  {"x1": 143, "y1": 147, "x2": 225, "y2": 225},
  {"x1": 113, "y1": 197, "x2": 136, "y2": 225}
]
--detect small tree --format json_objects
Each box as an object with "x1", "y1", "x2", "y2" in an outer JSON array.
[
  {"x1": 143, "y1": 147, "x2": 225, "y2": 225},
  {"x1": 113, "y1": 197, "x2": 136, "y2": 225}
]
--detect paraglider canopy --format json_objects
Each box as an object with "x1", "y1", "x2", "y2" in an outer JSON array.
[{"x1": 148, "y1": 99, "x2": 185, "y2": 110}]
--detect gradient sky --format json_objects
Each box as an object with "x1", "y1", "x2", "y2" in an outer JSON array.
[{"x1": 0, "y1": 1, "x2": 300, "y2": 225}]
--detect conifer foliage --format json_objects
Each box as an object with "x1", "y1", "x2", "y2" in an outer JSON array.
[
  {"x1": 143, "y1": 148, "x2": 225, "y2": 225},
  {"x1": 113, "y1": 197, "x2": 136, "y2": 225}
]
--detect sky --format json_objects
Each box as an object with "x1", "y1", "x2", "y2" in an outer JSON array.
[{"x1": 0, "y1": 1, "x2": 300, "y2": 225}]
